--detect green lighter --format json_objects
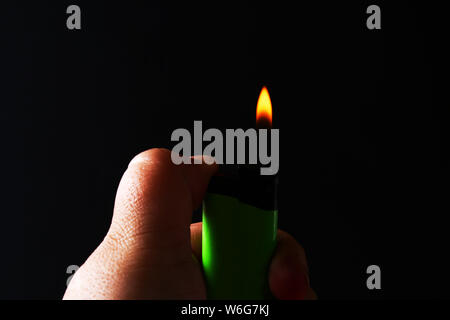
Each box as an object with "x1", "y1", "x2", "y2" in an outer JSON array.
[
  {"x1": 202, "y1": 86, "x2": 277, "y2": 299},
  {"x1": 202, "y1": 168, "x2": 278, "y2": 299}
]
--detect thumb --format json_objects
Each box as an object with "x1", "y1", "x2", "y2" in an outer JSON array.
[
  {"x1": 64, "y1": 148, "x2": 216, "y2": 299},
  {"x1": 109, "y1": 148, "x2": 216, "y2": 262}
]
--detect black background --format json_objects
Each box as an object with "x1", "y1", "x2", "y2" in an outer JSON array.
[{"x1": 1, "y1": 1, "x2": 446, "y2": 299}]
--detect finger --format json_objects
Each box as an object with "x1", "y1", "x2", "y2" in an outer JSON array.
[
  {"x1": 269, "y1": 230, "x2": 311, "y2": 300},
  {"x1": 64, "y1": 149, "x2": 216, "y2": 299},
  {"x1": 190, "y1": 224, "x2": 314, "y2": 300},
  {"x1": 190, "y1": 222, "x2": 202, "y2": 262},
  {"x1": 182, "y1": 156, "x2": 217, "y2": 210},
  {"x1": 108, "y1": 148, "x2": 217, "y2": 264}
]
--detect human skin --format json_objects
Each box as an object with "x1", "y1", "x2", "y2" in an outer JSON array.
[{"x1": 63, "y1": 148, "x2": 315, "y2": 300}]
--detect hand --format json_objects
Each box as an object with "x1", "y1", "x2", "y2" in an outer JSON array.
[{"x1": 63, "y1": 148, "x2": 316, "y2": 300}]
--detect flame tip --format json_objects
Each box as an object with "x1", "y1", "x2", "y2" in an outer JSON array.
[{"x1": 256, "y1": 86, "x2": 273, "y2": 127}]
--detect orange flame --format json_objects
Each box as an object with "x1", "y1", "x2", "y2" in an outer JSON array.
[{"x1": 256, "y1": 86, "x2": 272, "y2": 128}]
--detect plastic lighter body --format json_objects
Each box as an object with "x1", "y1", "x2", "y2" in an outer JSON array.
[{"x1": 202, "y1": 167, "x2": 278, "y2": 300}]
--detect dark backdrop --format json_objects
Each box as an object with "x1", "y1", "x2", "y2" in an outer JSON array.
[{"x1": 1, "y1": 1, "x2": 445, "y2": 299}]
